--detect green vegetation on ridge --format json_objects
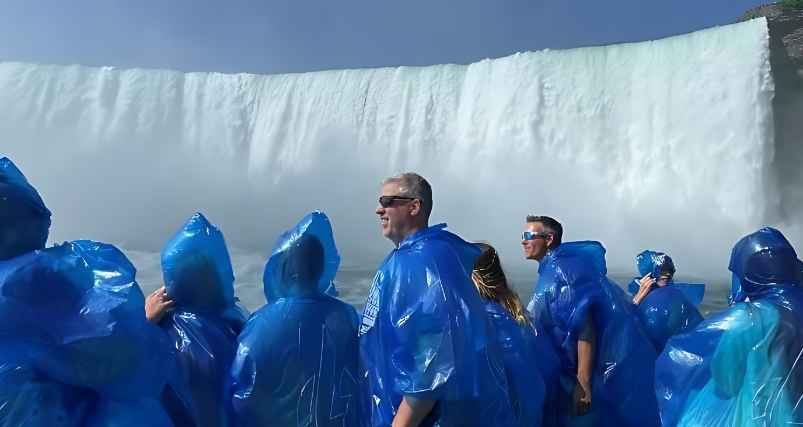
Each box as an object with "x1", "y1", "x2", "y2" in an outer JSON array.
[{"x1": 779, "y1": 0, "x2": 803, "y2": 12}]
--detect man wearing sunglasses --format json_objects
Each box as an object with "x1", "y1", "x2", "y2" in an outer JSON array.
[
  {"x1": 359, "y1": 173, "x2": 515, "y2": 427},
  {"x1": 523, "y1": 216, "x2": 661, "y2": 427}
]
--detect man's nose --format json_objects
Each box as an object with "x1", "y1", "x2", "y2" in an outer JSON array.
[{"x1": 376, "y1": 205, "x2": 384, "y2": 215}]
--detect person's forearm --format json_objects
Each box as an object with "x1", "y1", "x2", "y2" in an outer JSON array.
[
  {"x1": 633, "y1": 292, "x2": 646, "y2": 305},
  {"x1": 577, "y1": 339, "x2": 594, "y2": 385},
  {"x1": 392, "y1": 396, "x2": 436, "y2": 427},
  {"x1": 577, "y1": 319, "x2": 596, "y2": 393}
]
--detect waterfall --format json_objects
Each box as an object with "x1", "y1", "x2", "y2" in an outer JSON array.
[{"x1": 0, "y1": 18, "x2": 782, "y2": 309}]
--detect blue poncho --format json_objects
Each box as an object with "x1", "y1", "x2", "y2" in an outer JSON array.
[
  {"x1": 359, "y1": 224, "x2": 516, "y2": 427},
  {"x1": 527, "y1": 241, "x2": 660, "y2": 427},
  {"x1": 655, "y1": 227, "x2": 803, "y2": 427},
  {"x1": 485, "y1": 301, "x2": 561, "y2": 427},
  {"x1": 0, "y1": 158, "x2": 51, "y2": 261},
  {"x1": 0, "y1": 240, "x2": 176, "y2": 426},
  {"x1": 628, "y1": 251, "x2": 705, "y2": 305},
  {"x1": 627, "y1": 251, "x2": 704, "y2": 352},
  {"x1": 158, "y1": 213, "x2": 249, "y2": 427},
  {"x1": 229, "y1": 211, "x2": 359, "y2": 427}
]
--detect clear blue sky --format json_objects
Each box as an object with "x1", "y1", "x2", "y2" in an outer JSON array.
[{"x1": 0, "y1": 0, "x2": 770, "y2": 75}]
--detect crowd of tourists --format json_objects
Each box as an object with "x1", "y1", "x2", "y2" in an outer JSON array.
[{"x1": 1, "y1": 157, "x2": 801, "y2": 427}]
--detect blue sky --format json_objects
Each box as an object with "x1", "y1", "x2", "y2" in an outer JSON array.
[{"x1": 0, "y1": 0, "x2": 769, "y2": 75}]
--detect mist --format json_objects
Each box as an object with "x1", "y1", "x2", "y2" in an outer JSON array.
[{"x1": 1, "y1": 18, "x2": 799, "y2": 311}]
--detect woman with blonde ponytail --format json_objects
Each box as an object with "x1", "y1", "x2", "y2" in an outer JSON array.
[{"x1": 473, "y1": 243, "x2": 561, "y2": 427}]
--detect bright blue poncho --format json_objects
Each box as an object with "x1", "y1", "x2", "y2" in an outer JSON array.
[
  {"x1": 655, "y1": 227, "x2": 803, "y2": 427},
  {"x1": 359, "y1": 224, "x2": 516, "y2": 427},
  {"x1": 0, "y1": 240, "x2": 176, "y2": 426},
  {"x1": 158, "y1": 213, "x2": 249, "y2": 427},
  {"x1": 229, "y1": 211, "x2": 359, "y2": 427},
  {"x1": 485, "y1": 301, "x2": 561, "y2": 427},
  {"x1": 0, "y1": 158, "x2": 51, "y2": 261},
  {"x1": 527, "y1": 241, "x2": 660, "y2": 427},
  {"x1": 628, "y1": 251, "x2": 704, "y2": 352},
  {"x1": 628, "y1": 251, "x2": 705, "y2": 305}
]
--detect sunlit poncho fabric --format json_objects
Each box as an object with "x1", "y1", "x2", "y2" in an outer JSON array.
[
  {"x1": 655, "y1": 227, "x2": 803, "y2": 427},
  {"x1": 229, "y1": 211, "x2": 359, "y2": 427},
  {"x1": 0, "y1": 158, "x2": 51, "y2": 260},
  {"x1": 485, "y1": 301, "x2": 561, "y2": 427},
  {"x1": 158, "y1": 213, "x2": 249, "y2": 427},
  {"x1": 359, "y1": 224, "x2": 516, "y2": 427},
  {"x1": 627, "y1": 251, "x2": 704, "y2": 352},
  {"x1": 0, "y1": 240, "x2": 176, "y2": 426},
  {"x1": 527, "y1": 241, "x2": 660, "y2": 427},
  {"x1": 637, "y1": 287, "x2": 704, "y2": 353}
]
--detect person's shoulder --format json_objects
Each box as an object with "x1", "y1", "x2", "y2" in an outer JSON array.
[
  {"x1": 316, "y1": 294, "x2": 359, "y2": 326},
  {"x1": 317, "y1": 293, "x2": 356, "y2": 311},
  {"x1": 240, "y1": 301, "x2": 303, "y2": 342}
]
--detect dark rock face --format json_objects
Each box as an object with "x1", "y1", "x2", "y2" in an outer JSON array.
[
  {"x1": 741, "y1": 4, "x2": 803, "y2": 70},
  {"x1": 740, "y1": 3, "x2": 803, "y2": 223}
]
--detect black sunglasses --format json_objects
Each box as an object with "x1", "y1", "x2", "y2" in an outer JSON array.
[{"x1": 379, "y1": 196, "x2": 420, "y2": 208}]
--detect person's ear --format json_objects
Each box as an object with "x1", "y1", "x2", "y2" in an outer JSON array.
[
  {"x1": 410, "y1": 199, "x2": 420, "y2": 216},
  {"x1": 546, "y1": 234, "x2": 554, "y2": 248}
]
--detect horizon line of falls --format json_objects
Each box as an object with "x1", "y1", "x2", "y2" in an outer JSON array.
[{"x1": 0, "y1": 17, "x2": 790, "y2": 312}]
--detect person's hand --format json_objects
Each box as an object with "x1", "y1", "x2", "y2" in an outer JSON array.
[
  {"x1": 573, "y1": 376, "x2": 591, "y2": 417},
  {"x1": 633, "y1": 273, "x2": 655, "y2": 305},
  {"x1": 145, "y1": 286, "x2": 174, "y2": 324}
]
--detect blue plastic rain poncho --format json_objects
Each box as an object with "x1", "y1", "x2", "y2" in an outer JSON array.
[
  {"x1": 628, "y1": 251, "x2": 705, "y2": 305},
  {"x1": 485, "y1": 301, "x2": 561, "y2": 427},
  {"x1": 655, "y1": 227, "x2": 803, "y2": 427},
  {"x1": 158, "y1": 213, "x2": 250, "y2": 427},
  {"x1": 627, "y1": 251, "x2": 704, "y2": 352},
  {"x1": 0, "y1": 240, "x2": 177, "y2": 427},
  {"x1": 229, "y1": 211, "x2": 359, "y2": 427},
  {"x1": 527, "y1": 241, "x2": 660, "y2": 427},
  {"x1": 359, "y1": 224, "x2": 516, "y2": 427},
  {"x1": 0, "y1": 157, "x2": 51, "y2": 261}
]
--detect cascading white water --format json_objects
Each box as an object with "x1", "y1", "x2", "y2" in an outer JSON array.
[{"x1": 0, "y1": 18, "x2": 783, "y2": 311}]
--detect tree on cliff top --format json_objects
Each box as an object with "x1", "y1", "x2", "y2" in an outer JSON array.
[{"x1": 779, "y1": 0, "x2": 803, "y2": 12}]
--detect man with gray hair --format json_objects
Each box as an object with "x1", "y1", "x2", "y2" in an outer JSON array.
[{"x1": 359, "y1": 172, "x2": 515, "y2": 427}]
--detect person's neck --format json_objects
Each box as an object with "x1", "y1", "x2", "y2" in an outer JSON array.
[
  {"x1": 392, "y1": 223, "x2": 429, "y2": 246},
  {"x1": 535, "y1": 244, "x2": 560, "y2": 263}
]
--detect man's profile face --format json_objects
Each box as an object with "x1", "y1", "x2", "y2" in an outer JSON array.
[
  {"x1": 376, "y1": 182, "x2": 414, "y2": 244},
  {"x1": 657, "y1": 274, "x2": 672, "y2": 286},
  {"x1": 522, "y1": 222, "x2": 551, "y2": 262}
]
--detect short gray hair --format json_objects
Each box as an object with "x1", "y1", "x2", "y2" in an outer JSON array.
[{"x1": 382, "y1": 172, "x2": 433, "y2": 216}]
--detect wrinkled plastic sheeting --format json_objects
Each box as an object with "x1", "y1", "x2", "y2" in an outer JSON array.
[
  {"x1": 159, "y1": 213, "x2": 249, "y2": 427},
  {"x1": 637, "y1": 287, "x2": 704, "y2": 353},
  {"x1": 0, "y1": 363, "x2": 175, "y2": 427},
  {"x1": 0, "y1": 157, "x2": 51, "y2": 260},
  {"x1": 528, "y1": 241, "x2": 660, "y2": 427},
  {"x1": 485, "y1": 301, "x2": 561, "y2": 427},
  {"x1": 0, "y1": 240, "x2": 175, "y2": 425},
  {"x1": 162, "y1": 213, "x2": 238, "y2": 311},
  {"x1": 359, "y1": 224, "x2": 516, "y2": 427},
  {"x1": 230, "y1": 211, "x2": 359, "y2": 427},
  {"x1": 263, "y1": 210, "x2": 340, "y2": 301},
  {"x1": 158, "y1": 310, "x2": 245, "y2": 427},
  {"x1": 627, "y1": 251, "x2": 705, "y2": 352},
  {"x1": 628, "y1": 251, "x2": 705, "y2": 306},
  {"x1": 656, "y1": 227, "x2": 803, "y2": 427}
]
